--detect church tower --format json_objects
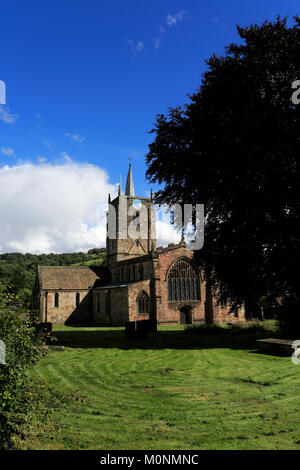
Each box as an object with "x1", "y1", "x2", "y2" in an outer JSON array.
[{"x1": 106, "y1": 163, "x2": 156, "y2": 266}]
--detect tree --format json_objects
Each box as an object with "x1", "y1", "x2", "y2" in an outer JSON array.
[{"x1": 146, "y1": 17, "x2": 300, "y2": 328}]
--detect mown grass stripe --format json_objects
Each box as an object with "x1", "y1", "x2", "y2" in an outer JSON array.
[{"x1": 24, "y1": 325, "x2": 300, "y2": 450}]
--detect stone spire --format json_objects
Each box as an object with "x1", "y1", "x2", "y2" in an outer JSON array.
[{"x1": 125, "y1": 163, "x2": 135, "y2": 196}]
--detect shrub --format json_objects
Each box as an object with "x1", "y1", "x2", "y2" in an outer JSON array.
[
  {"x1": 0, "y1": 294, "x2": 42, "y2": 448},
  {"x1": 277, "y1": 296, "x2": 300, "y2": 338},
  {"x1": 184, "y1": 321, "x2": 276, "y2": 336},
  {"x1": 184, "y1": 323, "x2": 228, "y2": 335}
]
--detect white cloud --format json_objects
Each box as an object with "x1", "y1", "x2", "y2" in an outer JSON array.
[
  {"x1": 136, "y1": 41, "x2": 144, "y2": 52},
  {"x1": 0, "y1": 160, "x2": 182, "y2": 254},
  {"x1": 166, "y1": 15, "x2": 177, "y2": 27},
  {"x1": 156, "y1": 220, "x2": 181, "y2": 247},
  {"x1": 60, "y1": 151, "x2": 72, "y2": 162},
  {"x1": 153, "y1": 37, "x2": 162, "y2": 49},
  {"x1": 64, "y1": 132, "x2": 85, "y2": 143},
  {"x1": 0, "y1": 106, "x2": 18, "y2": 124},
  {"x1": 153, "y1": 9, "x2": 186, "y2": 50},
  {"x1": 42, "y1": 139, "x2": 54, "y2": 151},
  {"x1": 1, "y1": 147, "x2": 15, "y2": 157},
  {"x1": 166, "y1": 9, "x2": 186, "y2": 27},
  {"x1": 0, "y1": 161, "x2": 117, "y2": 254},
  {"x1": 154, "y1": 206, "x2": 181, "y2": 247},
  {"x1": 127, "y1": 40, "x2": 144, "y2": 55}
]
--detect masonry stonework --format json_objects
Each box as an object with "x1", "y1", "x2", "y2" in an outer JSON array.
[
  {"x1": 154, "y1": 245, "x2": 205, "y2": 325},
  {"x1": 33, "y1": 164, "x2": 245, "y2": 326}
]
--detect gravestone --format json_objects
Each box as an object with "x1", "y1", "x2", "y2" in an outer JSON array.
[
  {"x1": 125, "y1": 321, "x2": 136, "y2": 339},
  {"x1": 256, "y1": 338, "x2": 296, "y2": 356},
  {"x1": 136, "y1": 319, "x2": 149, "y2": 338},
  {"x1": 148, "y1": 319, "x2": 157, "y2": 333}
]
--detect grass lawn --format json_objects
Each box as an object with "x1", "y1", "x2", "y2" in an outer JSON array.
[{"x1": 22, "y1": 325, "x2": 300, "y2": 450}]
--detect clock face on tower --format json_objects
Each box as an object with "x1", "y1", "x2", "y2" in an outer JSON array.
[{"x1": 132, "y1": 199, "x2": 142, "y2": 210}]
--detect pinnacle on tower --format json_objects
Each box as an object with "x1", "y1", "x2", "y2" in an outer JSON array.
[{"x1": 125, "y1": 163, "x2": 135, "y2": 196}]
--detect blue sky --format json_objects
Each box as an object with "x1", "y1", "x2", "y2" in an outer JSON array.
[{"x1": 0, "y1": 0, "x2": 298, "y2": 252}]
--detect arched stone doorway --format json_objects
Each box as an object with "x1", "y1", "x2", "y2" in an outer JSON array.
[{"x1": 179, "y1": 306, "x2": 192, "y2": 325}]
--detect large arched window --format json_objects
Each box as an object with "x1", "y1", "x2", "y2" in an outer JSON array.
[
  {"x1": 167, "y1": 259, "x2": 200, "y2": 301},
  {"x1": 137, "y1": 291, "x2": 149, "y2": 314}
]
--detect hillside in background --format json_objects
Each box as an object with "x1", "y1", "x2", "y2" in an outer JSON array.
[{"x1": 0, "y1": 248, "x2": 106, "y2": 309}]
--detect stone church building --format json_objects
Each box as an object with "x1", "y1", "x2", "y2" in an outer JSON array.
[{"x1": 33, "y1": 164, "x2": 245, "y2": 326}]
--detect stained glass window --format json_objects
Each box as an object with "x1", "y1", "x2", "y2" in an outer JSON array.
[{"x1": 168, "y1": 259, "x2": 200, "y2": 301}]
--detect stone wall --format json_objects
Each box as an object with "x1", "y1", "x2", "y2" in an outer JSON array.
[
  {"x1": 153, "y1": 243, "x2": 245, "y2": 325},
  {"x1": 106, "y1": 195, "x2": 156, "y2": 264},
  {"x1": 93, "y1": 280, "x2": 152, "y2": 325},
  {"x1": 128, "y1": 280, "x2": 151, "y2": 322},
  {"x1": 110, "y1": 257, "x2": 152, "y2": 283},
  {"x1": 154, "y1": 244, "x2": 205, "y2": 325},
  {"x1": 205, "y1": 284, "x2": 246, "y2": 324},
  {"x1": 212, "y1": 298, "x2": 246, "y2": 324},
  {"x1": 93, "y1": 286, "x2": 129, "y2": 325},
  {"x1": 40, "y1": 289, "x2": 92, "y2": 324}
]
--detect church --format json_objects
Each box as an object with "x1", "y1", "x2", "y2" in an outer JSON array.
[{"x1": 33, "y1": 164, "x2": 245, "y2": 326}]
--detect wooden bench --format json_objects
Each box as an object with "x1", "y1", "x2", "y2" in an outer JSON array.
[{"x1": 256, "y1": 338, "x2": 297, "y2": 356}]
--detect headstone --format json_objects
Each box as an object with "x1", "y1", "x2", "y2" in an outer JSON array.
[
  {"x1": 148, "y1": 319, "x2": 157, "y2": 333},
  {"x1": 136, "y1": 319, "x2": 148, "y2": 338},
  {"x1": 0, "y1": 340, "x2": 5, "y2": 365},
  {"x1": 256, "y1": 338, "x2": 295, "y2": 356},
  {"x1": 125, "y1": 321, "x2": 136, "y2": 339},
  {"x1": 47, "y1": 345, "x2": 64, "y2": 351}
]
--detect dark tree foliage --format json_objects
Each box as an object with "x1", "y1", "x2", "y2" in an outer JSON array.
[{"x1": 146, "y1": 18, "x2": 300, "y2": 328}]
